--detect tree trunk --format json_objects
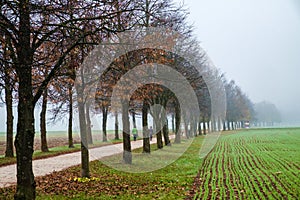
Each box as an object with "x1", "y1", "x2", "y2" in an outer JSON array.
[
  {"x1": 75, "y1": 76, "x2": 90, "y2": 178},
  {"x1": 207, "y1": 121, "x2": 210, "y2": 133},
  {"x1": 4, "y1": 68, "x2": 14, "y2": 157},
  {"x1": 40, "y1": 89, "x2": 49, "y2": 152},
  {"x1": 171, "y1": 113, "x2": 175, "y2": 133},
  {"x1": 193, "y1": 119, "x2": 197, "y2": 137},
  {"x1": 152, "y1": 102, "x2": 163, "y2": 149},
  {"x1": 132, "y1": 112, "x2": 137, "y2": 128},
  {"x1": 14, "y1": 91, "x2": 36, "y2": 200},
  {"x1": 227, "y1": 121, "x2": 231, "y2": 131},
  {"x1": 198, "y1": 121, "x2": 202, "y2": 135},
  {"x1": 78, "y1": 100, "x2": 90, "y2": 178},
  {"x1": 142, "y1": 102, "x2": 150, "y2": 153},
  {"x1": 213, "y1": 118, "x2": 217, "y2": 132},
  {"x1": 14, "y1": 74, "x2": 36, "y2": 199},
  {"x1": 155, "y1": 110, "x2": 163, "y2": 149},
  {"x1": 217, "y1": 118, "x2": 221, "y2": 131},
  {"x1": 86, "y1": 102, "x2": 93, "y2": 144},
  {"x1": 102, "y1": 106, "x2": 108, "y2": 142},
  {"x1": 156, "y1": 129, "x2": 163, "y2": 149},
  {"x1": 68, "y1": 84, "x2": 74, "y2": 148},
  {"x1": 14, "y1": 2, "x2": 36, "y2": 198},
  {"x1": 174, "y1": 103, "x2": 181, "y2": 143},
  {"x1": 184, "y1": 120, "x2": 189, "y2": 139},
  {"x1": 203, "y1": 117, "x2": 206, "y2": 135},
  {"x1": 122, "y1": 101, "x2": 132, "y2": 163},
  {"x1": 114, "y1": 112, "x2": 119, "y2": 140},
  {"x1": 163, "y1": 118, "x2": 171, "y2": 146}
]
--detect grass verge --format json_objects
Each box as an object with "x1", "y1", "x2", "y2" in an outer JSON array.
[{"x1": 0, "y1": 136, "x2": 204, "y2": 199}]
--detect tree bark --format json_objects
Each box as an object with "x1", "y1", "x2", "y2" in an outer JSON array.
[
  {"x1": 223, "y1": 121, "x2": 226, "y2": 131},
  {"x1": 4, "y1": 67, "x2": 14, "y2": 157},
  {"x1": 68, "y1": 84, "x2": 74, "y2": 148},
  {"x1": 132, "y1": 112, "x2": 137, "y2": 128},
  {"x1": 184, "y1": 119, "x2": 189, "y2": 139},
  {"x1": 171, "y1": 113, "x2": 175, "y2": 133},
  {"x1": 40, "y1": 89, "x2": 49, "y2": 152},
  {"x1": 114, "y1": 112, "x2": 119, "y2": 140},
  {"x1": 193, "y1": 119, "x2": 197, "y2": 137},
  {"x1": 142, "y1": 101, "x2": 150, "y2": 153},
  {"x1": 78, "y1": 100, "x2": 90, "y2": 178},
  {"x1": 122, "y1": 101, "x2": 132, "y2": 163},
  {"x1": 102, "y1": 106, "x2": 108, "y2": 142},
  {"x1": 155, "y1": 108, "x2": 163, "y2": 149},
  {"x1": 174, "y1": 103, "x2": 181, "y2": 143},
  {"x1": 75, "y1": 75, "x2": 90, "y2": 178},
  {"x1": 152, "y1": 102, "x2": 163, "y2": 149},
  {"x1": 211, "y1": 118, "x2": 216, "y2": 132},
  {"x1": 227, "y1": 121, "x2": 231, "y2": 131},
  {"x1": 218, "y1": 118, "x2": 222, "y2": 131},
  {"x1": 163, "y1": 118, "x2": 171, "y2": 146},
  {"x1": 14, "y1": 2, "x2": 36, "y2": 198},
  {"x1": 203, "y1": 117, "x2": 206, "y2": 135},
  {"x1": 86, "y1": 102, "x2": 93, "y2": 144},
  {"x1": 14, "y1": 88, "x2": 36, "y2": 200},
  {"x1": 207, "y1": 121, "x2": 210, "y2": 133},
  {"x1": 198, "y1": 121, "x2": 202, "y2": 135},
  {"x1": 156, "y1": 129, "x2": 163, "y2": 149}
]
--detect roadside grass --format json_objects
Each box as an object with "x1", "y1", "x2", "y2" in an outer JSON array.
[
  {"x1": 1, "y1": 128, "x2": 299, "y2": 199},
  {"x1": 193, "y1": 128, "x2": 300, "y2": 199},
  {"x1": 0, "y1": 136, "x2": 204, "y2": 200}
]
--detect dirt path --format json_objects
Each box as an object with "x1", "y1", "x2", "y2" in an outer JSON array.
[{"x1": 0, "y1": 138, "x2": 159, "y2": 188}]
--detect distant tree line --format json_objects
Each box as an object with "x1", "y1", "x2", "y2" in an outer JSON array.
[{"x1": 253, "y1": 101, "x2": 281, "y2": 126}]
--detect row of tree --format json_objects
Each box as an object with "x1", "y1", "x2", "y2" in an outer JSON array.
[
  {"x1": 0, "y1": 0, "x2": 193, "y2": 199},
  {"x1": 0, "y1": 0, "x2": 260, "y2": 199}
]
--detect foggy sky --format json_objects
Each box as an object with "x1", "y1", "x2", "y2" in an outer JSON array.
[
  {"x1": 1, "y1": 0, "x2": 300, "y2": 132},
  {"x1": 178, "y1": 0, "x2": 300, "y2": 122}
]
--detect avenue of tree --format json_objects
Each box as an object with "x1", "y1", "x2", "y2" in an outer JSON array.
[{"x1": 0, "y1": 0, "x2": 270, "y2": 199}]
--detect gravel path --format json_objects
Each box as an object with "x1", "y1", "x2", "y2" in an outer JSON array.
[{"x1": 0, "y1": 138, "x2": 158, "y2": 188}]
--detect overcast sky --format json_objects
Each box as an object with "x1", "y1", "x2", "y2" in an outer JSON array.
[
  {"x1": 177, "y1": 0, "x2": 300, "y2": 122},
  {"x1": 1, "y1": 0, "x2": 300, "y2": 132}
]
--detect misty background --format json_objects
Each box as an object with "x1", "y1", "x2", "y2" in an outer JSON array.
[
  {"x1": 1, "y1": 0, "x2": 300, "y2": 132},
  {"x1": 180, "y1": 0, "x2": 300, "y2": 125}
]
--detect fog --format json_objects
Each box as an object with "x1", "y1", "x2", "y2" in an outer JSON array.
[
  {"x1": 1, "y1": 0, "x2": 300, "y2": 132},
  {"x1": 179, "y1": 0, "x2": 300, "y2": 123}
]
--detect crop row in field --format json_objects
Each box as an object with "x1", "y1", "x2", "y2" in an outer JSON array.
[{"x1": 194, "y1": 128, "x2": 300, "y2": 199}]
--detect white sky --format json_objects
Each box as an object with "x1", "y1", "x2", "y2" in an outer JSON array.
[{"x1": 177, "y1": 0, "x2": 300, "y2": 121}]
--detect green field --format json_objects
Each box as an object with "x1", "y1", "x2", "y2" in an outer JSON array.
[
  {"x1": 0, "y1": 128, "x2": 299, "y2": 199},
  {"x1": 194, "y1": 128, "x2": 300, "y2": 199}
]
